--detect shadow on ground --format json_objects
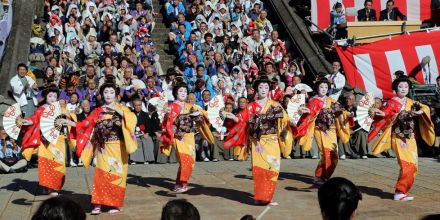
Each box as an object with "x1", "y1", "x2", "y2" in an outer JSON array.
[{"x1": 127, "y1": 175, "x2": 254, "y2": 204}]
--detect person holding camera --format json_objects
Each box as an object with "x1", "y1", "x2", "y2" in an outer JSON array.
[{"x1": 0, "y1": 127, "x2": 27, "y2": 174}]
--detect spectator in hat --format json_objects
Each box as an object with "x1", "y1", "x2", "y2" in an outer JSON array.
[{"x1": 231, "y1": 3, "x2": 244, "y2": 23}]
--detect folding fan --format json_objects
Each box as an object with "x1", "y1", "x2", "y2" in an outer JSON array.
[
  {"x1": 149, "y1": 95, "x2": 168, "y2": 122},
  {"x1": 294, "y1": 83, "x2": 313, "y2": 93},
  {"x1": 2, "y1": 103, "x2": 22, "y2": 140},
  {"x1": 207, "y1": 95, "x2": 225, "y2": 133},
  {"x1": 131, "y1": 79, "x2": 146, "y2": 90},
  {"x1": 356, "y1": 92, "x2": 375, "y2": 131},
  {"x1": 40, "y1": 101, "x2": 63, "y2": 145},
  {"x1": 287, "y1": 94, "x2": 306, "y2": 125}
]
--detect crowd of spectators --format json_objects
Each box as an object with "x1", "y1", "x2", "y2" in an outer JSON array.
[{"x1": 5, "y1": 0, "x2": 440, "y2": 169}]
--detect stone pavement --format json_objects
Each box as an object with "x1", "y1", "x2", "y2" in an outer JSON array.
[{"x1": 0, "y1": 158, "x2": 439, "y2": 220}]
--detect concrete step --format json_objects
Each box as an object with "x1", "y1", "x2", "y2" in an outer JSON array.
[{"x1": 0, "y1": 0, "x2": 39, "y2": 97}]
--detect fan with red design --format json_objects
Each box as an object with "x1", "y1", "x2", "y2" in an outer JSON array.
[
  {"x1": 287, "y1": 94, "x2": 306, "y2": 125},
  {"x1": 356, "y1": 92, "x2": 376, "y2": 131},
  {"x1": 207, "y1": 95, "x2": 226, "y2": 133},
  {"x1": 2, "y1": 103, "x2": 22, "y2": 140},
  {"x1": 40, "y1": 101, "x2": 64, "y2": 145},
  {"x1": 149, "y1": 94, "x2": 168, "y2": 122}
]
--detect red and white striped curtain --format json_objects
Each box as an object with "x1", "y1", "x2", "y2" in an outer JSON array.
[
  {"x1": 336, "y1": 30, "x2": 440, "y2": 99},
  {"x1": 311, "y1": 0, "x2": 432, "y2": 31}
]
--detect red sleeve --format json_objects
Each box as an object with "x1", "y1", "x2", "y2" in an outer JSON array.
[
  {"x1": 224, "y1": 103, "x2": 253, "y2": 149},
  {"x1": 160, "y1": 103, "x2": 180, "y2": 146},
  {"x1": 72, "y1": 108, "x2": 103, "y2": 157},
  {"x1": 367, "y1": 99, "x2": 400, "y2": 142},
  {"x1": 22, "y1": 106, "x2": 45, "y2": 149},
  {"x1": 294, "y1": 98, "x2": 323, "y2": 137}
]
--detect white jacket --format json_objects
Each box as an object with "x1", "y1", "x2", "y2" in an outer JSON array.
[{"x1": 9, "y1": 75, "x2": 38, "y2": 107}]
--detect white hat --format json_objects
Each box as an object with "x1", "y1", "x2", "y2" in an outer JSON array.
[
  {"x1": 123, "y1": 14, "x2": 133, "y2": 23},
  {"x1": 51, "y1": 5, "x2": 60, "y2": 11}
]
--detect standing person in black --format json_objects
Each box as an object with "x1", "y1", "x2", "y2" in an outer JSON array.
[
  {"x1": 357, "y1": 0, "x2": 377, "y2": 21},
  {"x1": 150, "y1": 104, "x2": 177, "y2": 164},
  {"x1": 380, "y1": 0, "x2": 406, "y2": 21},
  {"x1": 130, "y1": 99, "x2": 155, "y2": 164}
]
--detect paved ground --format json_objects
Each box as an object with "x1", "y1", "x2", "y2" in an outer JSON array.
[{"x1": 0, "y1": 158, "x2": 439, "y2": 220}]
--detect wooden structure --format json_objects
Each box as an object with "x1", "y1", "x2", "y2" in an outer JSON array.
[{"x1": 347, "y1": 21, "x2": 422, "y2": 43}]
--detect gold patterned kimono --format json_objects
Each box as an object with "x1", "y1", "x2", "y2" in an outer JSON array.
[
  {"x1": 21, "y1": 106, "x2": 76, "y2": 191},
  {"x1": 74, "y1": 104, "x2": 137, "y2": 208},
  {"x1": 225, "y1": 100, "x2": 291, "y2": 203},
  {"x1": 368, "y1": 97, "x2": 434, "y2": 194},
  {"x1": 296, "y1": 96, "x2": 350, "y2": 180},
  {"x1": 161, "y1": 102, "x2": 214, "y2": 186}
]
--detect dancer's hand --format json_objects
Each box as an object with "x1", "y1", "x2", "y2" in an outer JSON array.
[
  {"x1": 374, "y1": 109, "x2": 385, "y2": 117},
  {"x1": 17, "y1": 117, "x2": 33, "y2": 126},
  {"x1": 189, "y1": 111, "x2": 201, "y2": 117},
  {"x1": 289, "y1": 118, "x2": 297, "y2": 127},
  {"x1": 105, "y1": 104, "x2": 124, "y2": 116},
  {"x1": 413, "y1": 110, "x2": 423, "y2": 116},
  {"x1": 298, "y1": 106, "x2": 310, "y2": 114}
]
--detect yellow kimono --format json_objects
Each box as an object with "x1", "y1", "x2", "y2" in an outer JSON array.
[
  {"x1": 161, "y1": 102, "x2": 214, "y2": 186},
  {"x1": 22, "y1": 106, "x2": 76, "y2": 191},
  {"x1": 296, "y1": 97, "x2": 350, "y2": 180},
  {"x1": 74, "y1": 104, "x2": 137, "y2": 207},
  {"x1": 225, "y1": 100, "x2": 290, "y2": 203},
  {"x1": 369, "y1": 97, "x2": 434, "y2": 194}
]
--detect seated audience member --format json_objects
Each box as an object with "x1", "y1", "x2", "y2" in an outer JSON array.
[
  {"x1": 0, "y1": 127, "x2": 27, "y2": 173},
  {"x1": 318, "y1": 177, "x2": 362, "y2": 220},
  {"x1": 379, "y1": 0, "x2": 406, "y2": 21},
  {"x1": 161, "y1": 199, "x2": 200, "y2": 220},
  {"x1": 31, "y1": 196, "x2": 86, "y2": 220},
  {"x1": 357, "y1": 0, "x2": 377, "y2": 21}
]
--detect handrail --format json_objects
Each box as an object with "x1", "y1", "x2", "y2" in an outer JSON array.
[{"x1": 267, "y1": 0, "x2": 332, "y2": 75}]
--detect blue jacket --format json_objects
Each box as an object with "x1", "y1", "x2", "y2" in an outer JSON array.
[{"x1": 167, "y1": 2, "x2": 186, "y2": 19}]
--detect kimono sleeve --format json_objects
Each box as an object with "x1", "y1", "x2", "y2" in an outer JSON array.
[
  {"x1": 193, "y1": 105, "x2": 215, "y2": 145},
  {"x1": 418, "y1": 103, "x2": 435, "y2": 146},
  {"x1": 73, "y1": 108, "x2": 101, "y2": 164},
  {"x1": 278, "y1": 108, "x2": 293, "y2": 158},
  {"x1": 336, "y1": 111, "x2": 351, "y2": 144},
  {"x1": 119, "y1": 105, "x2": 138, "y2": 154},
  {"x1": 224, "y1": 105, "x2": 251, "y2": 149}
]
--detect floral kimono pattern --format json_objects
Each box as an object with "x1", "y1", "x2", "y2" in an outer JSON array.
[
  {"x1": 296, "y1": 97, "x2": 351, "y2": 180},
  {"x1": 73, "y1": 104, "x2": 137, "y2": 208},
  {"x1": 368, "y1": 98, "x2": 434, "y2": 194},
  {"x1": 161, "y1": 102, "x2": 214, "y2": 186},
  {"x1": 225, "y1": 100, "x2": 290, "y2": 203},
  {"x1": 22, "y1": 106, "x2": 76, "y2": 191}
]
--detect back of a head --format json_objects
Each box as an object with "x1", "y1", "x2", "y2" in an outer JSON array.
[
  {"x1": 31, "y1": 196, "x2": 86, "y2": 220},
  {"x1": 318, "y1": 177, "x2": 362, "y2": 220},
  {"x1": 161, "y1": 199, "x2": 200, "y2": 220}
]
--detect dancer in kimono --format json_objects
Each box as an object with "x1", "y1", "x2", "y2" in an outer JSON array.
[
  {"x1": 18, "y1": 86, "x2": 75, "y2": 196},
  {"x1": 223, "y1": 77, "x2": 292, "y2": 206},
  {"x1": 295, "y1": 78, "x2": 351, "y2": 186},
  {"x1": 62, "y1": 83, "x2": 138, "y2": 214},
  {"x1": 369, "y1": 77, "x2": 434, "y2": 201},
  {"x1": 161, "y1": 82, "x2": 215, "y2": 193}
]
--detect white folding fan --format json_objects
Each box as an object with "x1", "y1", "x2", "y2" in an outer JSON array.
[
  {"x1": 2, "y1": 103, "x2": 22, "y2": 140},
  {"x1": 131, "y1": 79, "x2": 146, "y2": 90},
  {"x1": 40, "y1": 101, "x2": 63, "y2": 145},
  {"x1": 356, "y1": 92, "x2": 375, "y2": 131},
  {"x1": 207, "y1": 95, "x2": 225, "y2": 133},
  {"x1": 294, "y1": 83, "x2": 313, "y2": 93},
  {"x1": 149, "y1": 94, "x2": 168, "y2": 122},
  {"x1": 287, "y1": 94, "x2": 306, "y2": 125}
]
